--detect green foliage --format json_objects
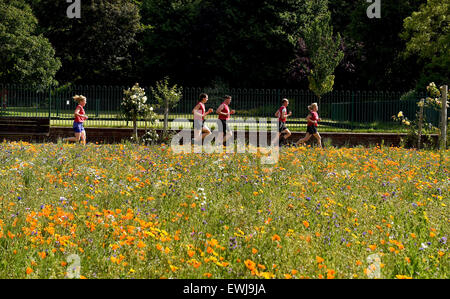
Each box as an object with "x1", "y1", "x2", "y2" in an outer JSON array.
[
  {"x1": 400, "y1": 89, "x2": 420, "y2": 101},
  {"x1": 150, "y1": 77, "x2": 183, "y2": 132},
  {"x1": 307, "y1": 73, "x2": 335, "y2": 100},
  {"x1": 393, "y1": 82, "x2": 447, "y2": 148},
  {"x1": 302, "y1": 2, "x2": 343, "y2": 99},
  {"x1": 401, "y1": 0, "x2": 450, "y2": 89},
  {"x1": 29, "y1": 0, "x2": 142, "y2": 85},
  {"x1": 401, "y1": 0, "x2": 449, "y2": 61},
  {"x1": 150, "y1": 77, "x2": 183, "y2": 111},
  {"x1": 345, "y1": 0, "x2": 427, "y2": 89},
  {"x1": 0, "y1": 0, "x2": 61, "y2": 86}
]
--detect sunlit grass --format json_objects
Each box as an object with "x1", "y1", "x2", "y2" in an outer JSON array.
[{"x1": 0, "y1": 141, "x2": 448, "y2": 279}]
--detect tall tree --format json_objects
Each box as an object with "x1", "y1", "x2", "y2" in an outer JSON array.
[
  {"x1": 305, "y1": 7, "x2": 343, "y2": 100},
  {"x1": 401, "y1": 0, "x2": 450, "y2": 89},
  {"x1": 30, "y1": 0, "x2": 142, "y2": 85},
  {"x1": 346, "y1": 0, "x2": 427, "y2": 90},
  {"x1": 0, "y1": 0, "x2": 61, "y2": 86},
  {"x1": 139, "y1": 0, "x2": 294, "y2": 88},
  {"x1": 284, "y1": 0, "x2": 343, "y2": 97}
]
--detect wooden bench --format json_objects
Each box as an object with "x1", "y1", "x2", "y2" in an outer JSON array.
[{"x1": 0, "y1": 117, "x2": 50, "y2": 140}]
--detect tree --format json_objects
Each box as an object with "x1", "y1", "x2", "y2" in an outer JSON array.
[
  {"x1": 0, "y1": 0, "x2": 61, "y2": 86},
  {"x1": 346, "y1": 0, "x2": 427, "y2": 90},
  {"x1": 401, "y1": 0, "x2": 450, "y2": 89},
  {"x1": 139, "y1": 0, "x2": 294, "y2": 88},
  {"x1": 29, "y1": 0, "x2": 142, "y2": 85},
  {"x1": 121, "y1": 83, "x2": 152, "y2": 141},
  {"x1": 287, "y1": 0, "x2": 343, "y2": 100},
  {"x1": 150, "y1": 77, "x2": 183, "y2": 134}
]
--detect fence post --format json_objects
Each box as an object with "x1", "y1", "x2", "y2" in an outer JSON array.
[
  {"x1": 48, "y1": 86, "x2": 52, "y2": 120},
  {"x1": 440, "y1": 85, "x2": 448, "y2": 149},
  {"x1": 351, "y1": 91, "x2": 355, "y2": 130},
  {"x1": 418, "y1": 98, "x2": 424, "y2": 149}
]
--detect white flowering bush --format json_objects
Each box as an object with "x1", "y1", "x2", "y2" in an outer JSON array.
[{"x1": 122, "y1": 83, "x2": 156, "y2": 141}]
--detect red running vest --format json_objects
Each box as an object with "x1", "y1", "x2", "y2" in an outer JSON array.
[
  {"x1": 198, "y1": 102, "x2": 205, "y2": 120},
  {"x1": 74, "y1": 105, "x2": 85, "y2": 123},
  {"x1": 278, "y1": 106, "x2": 287, "y2": 123},
  {"x1": 218, "y1": 102, "x2": 230, "y2": 120}
]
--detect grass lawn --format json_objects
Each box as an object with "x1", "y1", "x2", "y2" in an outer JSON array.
[
  {"x1": 0, "y1": 141, "x2": 448, "y2": 278},
  {"x1": 0, "y1": 107, "x2": 413, "y2": 133}
]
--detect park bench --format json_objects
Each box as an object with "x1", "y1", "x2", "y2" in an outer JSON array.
[{"x1": 0, "y1": 117, "x2": 50, "y2": 140}]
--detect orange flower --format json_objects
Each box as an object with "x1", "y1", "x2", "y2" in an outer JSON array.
[
  {"x1": 204, "y1": 273, "x2": 212, "y2": 278},
  {"x1": 244, "y1": 259, "x2": 256, "y2": 271},
  {"x1": 356, "y1": 260, "x2": 362, "y2": 266},
  {"x1": 316, "y1": 256, "x2": 324, "y2": 264},
  {"x1": 271, "y1": 234, "x2": 281, "y2": 242},
  {"x1": 26, "y1": 267, "x2": 33, "y2": 275},
  {"x1": 252, "y1": 248, "x2": 258, "y2": 254},
  {"x1": 410, "y1": 233, "x2": 416, "y2": 238},
  {"x1": 38, "y1": 251, "x2": 46, "y2": 259},
  {"x1": 303, "y1": 221, "x2": 309, "y2": 228},
  {"x1": 137, "y1": 241, "x2": 146, "y2": 249},
  {"x1": 327, "y1": 269, "x2": 335, "y2": 279},
  {"x1": 368, "y1": 244, "x2": 377, "y2": 251},
  {"x1": 188, "y1": 250, "x2": 195, "y2": 258},
  {"x1": 430, "y1": 232, "x2": 436, "y2": 238},
  {"x1": 284, "y1": 274, "x2": 292, "y2": 279},
  {"x1": 291, "y1": 269, "x2": 298, "y2": 275}
]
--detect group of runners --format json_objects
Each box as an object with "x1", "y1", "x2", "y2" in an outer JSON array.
[
  {"x1": 191, "y1": 93, "x2": 322, "y2": 148},
  {"x1": 65, "y1": 93, "x2": 322, "y2": 148}
]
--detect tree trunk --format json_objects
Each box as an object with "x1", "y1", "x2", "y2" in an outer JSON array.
[
  {"x1": 133, "y1": 116, "x2": 138, "y2": 142},
  {"x1": 418, "y1": 99, "x2": 424, "y2": 149},
  {"x1": 440, "y1": 85, "x2": 448, "y2": 149},
  {"x1": 164, "y1": 97, "x2": 169, "y2": 133}
]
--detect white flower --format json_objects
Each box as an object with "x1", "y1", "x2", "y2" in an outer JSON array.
[{"x1": 150, "y1": 107, "x2": 154, "y2": 111}]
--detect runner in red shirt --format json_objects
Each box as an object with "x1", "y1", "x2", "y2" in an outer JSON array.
[
  {"x1": 274, "y1": 98, "x2": 292, "y2": 146},
  {"x1": 296, "y1": 102, "x2": 322, "y2": 148},
  {"x1": 192, "y1": 93, "x2": 213, "y2": 144},
  {"x1": 216, "y1": 95, "x2": 235, "y2": 145},
  {"x1": 63, "y1": 95, "x2": 88, "y2": 145}
]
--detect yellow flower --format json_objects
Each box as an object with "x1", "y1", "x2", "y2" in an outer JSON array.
[{"x1": 397, "y1": 111, "x2": 403, "y2": 118}]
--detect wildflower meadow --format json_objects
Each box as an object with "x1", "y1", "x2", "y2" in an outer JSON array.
[{"x1": 0, "y1": 141, "x2": 448, "y2": 279}]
